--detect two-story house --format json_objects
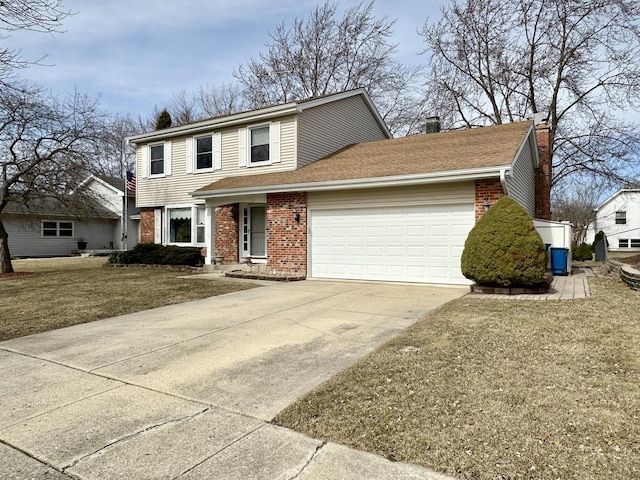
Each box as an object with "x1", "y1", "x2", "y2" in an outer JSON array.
[
  {"x1": 129, "y1": 89, "x2": 552, "y2": 285},
  {"x1": 587, "y1": 189, "x2": 640, "y2": 251}
]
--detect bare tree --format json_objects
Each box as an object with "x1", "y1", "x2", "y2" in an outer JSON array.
[
  {"x1": 420, "y1": 0, "x2": 640, "y2": 185},
  {"x1": 92, "y1": 114, "x2": 142, "y2": 178},
  {"x1": 196, "y1": 81, "x2": 246, "y2": 118},
  {"x1": 167, "y1": 90, "x2": 202, "y2": 126},
  {"x1": 234, "y1": 1, "x2": 426, "y2": 136},
  {"x1": 0, "y1": 86, "x2": 106, "y2": 272},
  {"x1": 0, "y1": 0, "x2": 71, "y2": 85},
  {"x1": 551, "y1": 177, "x2": 609, "y2": 244}
]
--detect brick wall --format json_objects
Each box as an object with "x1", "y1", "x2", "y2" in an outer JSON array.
[
  {"x1": 535, "y1": 123, "x2": 552, "y2": 220},
  {"x1": 139, "y1": 208, "x2": 155, "y2": 244},
  {"x1": 266, "y1": 192, "x2": 307, "y2": 276},
  {"x1": 214, "y1": 204, "x2": 239, "y2": 262},
  {"x1": 475, "y1": 179, "x2": 505, "y2": 221}
]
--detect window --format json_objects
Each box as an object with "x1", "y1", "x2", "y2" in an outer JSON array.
[
  {"x1": 250, "y1": 126, "x2": 270, "y2": 164},
  {"x1": 239, "y1": 122, "x2": 280, "y2": 167},
  {"x1": 42, "y1": 221, "x2": 73, "y2": 237},
  {"x1": 168, "y1": 208, "x2": 191, "y2": 243},
  {"x1": 195, "y1": 135, "x2": 212, "y2": 170},
  {"x1": 632, "y1": 239, "x2": 640, "y2": 248},
  {"x1": 166, "y1": 206, "x2": 206, "y2": 245},
  {"x1": 150, "y1": 144, "x2": 164, "y2": 175},
  {"x1": 615, "y1": 210, "x2": 626, "y2": 224},
  {"x1": 196, "y1": 207, "x2": 205, "y2": 243},
  {"x1": 619, "y1": 239, "x2": 629, "y2": 248}
]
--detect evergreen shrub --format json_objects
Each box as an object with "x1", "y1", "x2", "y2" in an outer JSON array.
[
  {"x1": 461, "y1": 196, "x2": 547, "y2": 286},
  {"x1": 109, "y1": 243, "x2": 203, "y2": 266},
  {"x1": 573, "y1": 242, "x2": 593, "y2": 261}
]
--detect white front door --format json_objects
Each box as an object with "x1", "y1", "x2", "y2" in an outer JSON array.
[{"x1": 241, "y1": 205, "x2": 267, "y2": 259}]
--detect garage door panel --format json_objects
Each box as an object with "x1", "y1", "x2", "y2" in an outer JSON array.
[{"x1": 310, "y1": 204, "x2": 474, "y2": 285}]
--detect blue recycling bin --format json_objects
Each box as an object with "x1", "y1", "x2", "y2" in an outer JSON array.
[{"x1": 550, "y1": 247, "x2": 569, "y2": 276}]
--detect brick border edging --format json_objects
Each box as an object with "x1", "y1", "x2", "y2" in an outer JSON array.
[{"x1": 608, "y1": 260, "x2": 640, "y2": 290}]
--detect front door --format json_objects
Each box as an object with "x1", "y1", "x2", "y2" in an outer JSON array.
[{"x1": 241, "y1": 205, "x2": 267, "y2": 258}]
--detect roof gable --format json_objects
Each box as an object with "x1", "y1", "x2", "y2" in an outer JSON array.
[{"x1": 128, "y1": 88, "x2": 390, "y2": 144}]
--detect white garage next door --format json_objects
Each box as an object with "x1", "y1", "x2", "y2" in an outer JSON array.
[{"x1": 310, "y1": 203, "x2": 474, "y2": 285}]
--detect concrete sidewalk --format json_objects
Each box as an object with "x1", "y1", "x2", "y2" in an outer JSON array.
[{"x1": 0, "y1": 280, "x2": 462, "y2": 479}]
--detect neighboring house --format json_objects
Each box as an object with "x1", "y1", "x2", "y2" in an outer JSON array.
[
  {"x1": 128, "y1": 88, "x2": 551, "y2": 285},
  {"x1": 2, "y1": 175, "x2": 139, "y2": 258},
  {"x1": 587, "y1": 189, "x2": 640, "y2": 251}
]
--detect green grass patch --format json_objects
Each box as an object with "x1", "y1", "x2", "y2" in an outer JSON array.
[
  {"x1": 275, "y1": 277, "x2": 640, "y2": 479},
  {"x1": 1, "y1": 257, "x2": 256, "y2": 341}
]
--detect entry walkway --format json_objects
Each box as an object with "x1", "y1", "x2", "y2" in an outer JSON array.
[{"x1": 466, "y1": 268, "x2": 593, "y2": 301}]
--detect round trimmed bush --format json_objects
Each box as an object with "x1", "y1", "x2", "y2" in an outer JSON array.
[{"x1": 461, "y1": 196, "x2": 547, "y2": 286}]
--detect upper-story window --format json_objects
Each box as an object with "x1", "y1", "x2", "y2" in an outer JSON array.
[
  {"x1": 250, "y1": 126, "x2": 270, "y2": 164},
  {"x1": 150, "y1": 144, "x2": 165, "y2": 176},
  {"x1": 196, "y1": 135, "x2": 213, "y2": 170},
  {"x1": 239, "y1": 122, "x2": 280, "y2": 168},
  {"x1": 615, "y1": 210, "x2": 626, "y2": 225}
]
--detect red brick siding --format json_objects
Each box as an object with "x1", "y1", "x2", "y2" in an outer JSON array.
[
  {"x1": 139, "y1": 208, "x2": 155, "y2": 244},
  {"x1": 266, "y1": 192, "x2": 307, "y2": 276},
  {"x1": 535, "y1": 123, "x2": 552, "y2": 220},
  {"x1": 475, "y1": 179, "x2": 505, "y2": 221},
  {"x1": 214, "y1": 204, "x2": 239, "y2": 262}
]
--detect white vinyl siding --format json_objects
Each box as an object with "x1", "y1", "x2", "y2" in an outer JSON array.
[
  {"x1": 588, "y1": 190, "x2": 640, "y2": 250},
  {"x1": 136, "y1": 116, "x2": 296, "y2": 208},
  {"x1": 297, "y1": 94, "x2": 389, "y2": 167}
]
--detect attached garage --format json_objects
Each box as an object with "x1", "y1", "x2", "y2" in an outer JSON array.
[{"x1": 308, "y1": 185, "x2": 475, "y2": 285}]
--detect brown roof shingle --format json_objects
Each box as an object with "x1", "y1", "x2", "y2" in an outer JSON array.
[{"x1": 196, "y1": 121, "x2": 533, "y2": 194}]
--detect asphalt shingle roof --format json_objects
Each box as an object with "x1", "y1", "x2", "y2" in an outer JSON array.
[{"x1": 196, "y1": 121, "x2": 533, "y2": 194}]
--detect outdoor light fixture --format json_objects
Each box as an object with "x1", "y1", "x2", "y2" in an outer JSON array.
[
  {"x1": 230, "y1": 209, "x2": 236, "y2": 220},
  {"x1": 294, "y1": 212, "x2": 300, "y2": 223},
  {"x1": 483, "y1": 198, "x2": 491, "y2": 211}
]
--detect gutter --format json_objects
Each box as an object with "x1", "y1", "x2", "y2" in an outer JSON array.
[
  {"x1": 127, "y1": 104, "x2": 299, "y2": 144},
  {"x1": 191, "y1": 165, "x2": 512, "y2": 199}
]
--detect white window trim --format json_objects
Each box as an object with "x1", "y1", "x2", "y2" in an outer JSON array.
[
  {"x1": 148, "y1": 141, "x2": 172, "y2": 178},
  {"x1": 239, "y1": 121, "x2": 281, "y2": 168},
  {"x1": 188, "y1": 132, "x2": 222, "y2": 174},
  {"x1": 164, "y1": 204, "x2": 207, "y2": 246},
  {"x1": 41, "y1": 220, "x2": 74, "y2": 238}
]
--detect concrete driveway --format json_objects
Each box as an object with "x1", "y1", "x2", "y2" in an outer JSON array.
[{"x1": 0, "y1": 279, "x2": 463, "y2": 479}]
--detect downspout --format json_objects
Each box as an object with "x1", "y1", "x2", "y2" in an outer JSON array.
[{"x1": 500, "y1": 168, "x2": 509, "y2": 196}]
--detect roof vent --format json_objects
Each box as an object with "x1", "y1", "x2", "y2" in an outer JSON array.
[{"x1": 425, "y1": 116, "x2": 441, "y2": 134}]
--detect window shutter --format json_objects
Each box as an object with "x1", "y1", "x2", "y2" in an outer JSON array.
[
  {"x1": 270, "y1": 121, "x2": 281, "y2": 163},
  {"x1": 238, "y1": 127, "x2": 247, "y2": 167},
  {"x1": 213, "y1": 132, "x2": 222, "y2": 170},
  {"x1": 165, "y1": 140, "x2": 172, "y2": 176},
  {"x1": 185, "y1": 137, "x2": 193, "y2": 174},
  {"x1": 140, "y1": 146, "x2": 149, "y2": 178}
]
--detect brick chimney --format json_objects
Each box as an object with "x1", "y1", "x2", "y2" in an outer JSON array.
[{"x1": 534, "y1": 121, "x2": 552, "y2": 220}]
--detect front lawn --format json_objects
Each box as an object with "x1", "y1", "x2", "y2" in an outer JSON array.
[
  {"x1": 0, "y1": 257, "x2": 256, "y2": 341},
  {"x1": 275, "y1": 276, "x2": 640, "y2": 479}
]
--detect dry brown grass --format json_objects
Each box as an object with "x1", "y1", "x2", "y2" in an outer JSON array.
[
  {"x1": 1, "y1": 257, "x2": 256, "y2": 341},
  {"x1": 275, "y1": 277, "x2": 640, "y2": 479}
]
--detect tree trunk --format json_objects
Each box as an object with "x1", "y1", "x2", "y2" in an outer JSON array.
[{"x1": 0, "y1": 219, "x2": 14, "y2": 273}]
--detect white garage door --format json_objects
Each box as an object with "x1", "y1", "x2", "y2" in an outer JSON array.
[{"x1": 310, "y1": 203, "x2": 474, "y2": 285}]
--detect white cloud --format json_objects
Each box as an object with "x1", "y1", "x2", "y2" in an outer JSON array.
[{"x1": 4, "y1": 0, "x2": 445, "y2": 116}]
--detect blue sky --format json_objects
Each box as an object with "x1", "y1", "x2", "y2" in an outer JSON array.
[{"x1": 6, "y1": 0, "x2": 447, "y2": 118}]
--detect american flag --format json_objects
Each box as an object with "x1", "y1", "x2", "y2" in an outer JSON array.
[{"x1": 126, "y1": 171, "x2": 136, "y2": 192}]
